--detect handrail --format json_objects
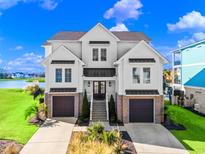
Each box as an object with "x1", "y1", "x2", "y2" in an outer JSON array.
[
  {"x1": 106, "y1": 94, "x2": 109, "y2": 121},
  {"x1": 89, "y1": 94, "x2": 93, "y2": 121}
]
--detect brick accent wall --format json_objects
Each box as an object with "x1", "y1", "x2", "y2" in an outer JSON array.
[
  {"x1": 117, "y1": 95, "x2": 164, "y2": 123},
  {"x1": 45, "y1": 92, "x2": 80, "y2": 118}
]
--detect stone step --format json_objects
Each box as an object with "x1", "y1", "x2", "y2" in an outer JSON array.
[
  {"x1": 92, "y1": 113, "x2": 107, "y2": 116},
  {"x1": 91, "y1": 118, "x2": 108, "y2": 122}
]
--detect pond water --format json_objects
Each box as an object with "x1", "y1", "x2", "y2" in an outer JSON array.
[{"x1": 0, "y1": 80, "x2": 45, "y2": 89}]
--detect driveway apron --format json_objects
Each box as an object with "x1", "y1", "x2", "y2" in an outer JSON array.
[{"x1": 125, "y1": 123, "x2": 188, "y2": 154}]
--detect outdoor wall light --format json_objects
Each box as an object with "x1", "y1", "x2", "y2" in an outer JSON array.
[{"x1": 88, "y1": 81, "x2": 90, "y2": 87}]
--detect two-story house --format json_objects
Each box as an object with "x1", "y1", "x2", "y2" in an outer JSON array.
[
  {"x1": 172, "y1": 40, "x2": 205, "y2": 114},
  {"x1": 42, "y1": 23, "x2": 167, "y2": 123}
]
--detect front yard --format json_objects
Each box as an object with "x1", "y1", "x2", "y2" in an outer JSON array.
[
  {"x1": 166, "y1": 103, "x2": 205, "y2": 154},
  {"x1": 0, "y1": 89, "x2": 38, "y2": 144}
]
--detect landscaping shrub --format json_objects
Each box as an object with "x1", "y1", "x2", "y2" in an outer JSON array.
[
  {"x1": 25, "y1": 83, "x2": 39, "y2": 95},
  {"x1": 82, "y1": 90, "x2": 90, "y2": 118},
  {"x1": 68, "y1": 123, "x2": 126, "y2": 154},
  {"x1": 109, "y1": 95, "x2": 117, "y2": 122},
  {"x1": 68, "y1": 132, "x2": 114, "y2": 154},
  {"x1": 25, "y1": 102, "x2": 47, "y2": 124},
  {"x1": 87, "y1": 122, "x2": 122, "y2": 145}
]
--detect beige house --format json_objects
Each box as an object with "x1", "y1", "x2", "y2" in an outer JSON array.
[{"x1": 42, "y1": 23, "x2": 167, "y2": 123}]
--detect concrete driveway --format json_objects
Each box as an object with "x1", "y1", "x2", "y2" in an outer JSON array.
[
  {"x1": 125, "y1": 123, "x2": 188, "y2": 154},
  {"x1": 20, "y1": 118, "x2": 76, "y2": 154}
]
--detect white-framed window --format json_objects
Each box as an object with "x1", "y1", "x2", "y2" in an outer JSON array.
[
  {"x1": 65, "y1": 68, "x2": 71, "y2": 82},
  {"x1": 143, "y1": 67, "x2": 151, "y2": 84},
  {"x1": 101, "y1": 48, "x2": 107, "y2": 61},
  {"x1": 93, "y1": 48, "x2": 98, "y2": 61},
  {"x1": 133, "y1": 67, "x2": 140, "y2": 83},
  {"x1": 55, "y1": 68, "x2": 62, "y2": 82}
]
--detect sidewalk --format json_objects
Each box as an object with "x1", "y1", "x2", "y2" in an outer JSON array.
[{"x1": 20, "y1": 118, "x2": 75, "y2": 154}]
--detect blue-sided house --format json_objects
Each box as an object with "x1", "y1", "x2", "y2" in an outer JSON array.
[{"x1": 172, "y1": 40, "x2": 205, "y2": 114}]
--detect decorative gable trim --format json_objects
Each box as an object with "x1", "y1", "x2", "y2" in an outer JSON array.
[
  {"x1": 129, "y1": 58, "x2": 155, "y2": 63},
  {"x1": 89, "y1": 41, "x2": 110, "y2": 44},
  {"x1": 51, "y1": 60, "x2": 75, "y2": 64}
]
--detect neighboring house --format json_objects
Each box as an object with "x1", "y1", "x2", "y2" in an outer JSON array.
[
  {"x1": 11, "y1": 72, "x2": 25, "y2": 78},
  {"x1": 172, "y1": 40, "x2": 205, "y2": 114},
  {"x1": 42, "y1": 23, "x2": 167, "y2": 123}
]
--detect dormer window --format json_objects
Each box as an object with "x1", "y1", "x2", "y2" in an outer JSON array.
[
  {"x1": 101, "y1": 48, "x2": 107, "y2": 61},
  {"x1": 93, "y1": 48, "x2": 98, "y2": 61}
]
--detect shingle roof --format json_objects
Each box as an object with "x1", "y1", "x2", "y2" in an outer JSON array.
[{"x1": 49, "y1": 31, "x2": 151, "y2": 42}]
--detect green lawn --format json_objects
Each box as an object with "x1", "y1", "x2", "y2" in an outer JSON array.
[
  {"x1": 0, "y1": 89, "x2": 38, "y2": 144},
  {"x1": 166, "y1": 104, "x2": 205, "y2": 154}
]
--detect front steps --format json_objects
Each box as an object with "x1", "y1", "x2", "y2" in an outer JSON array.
[{"x1": 91, "y1": 100, "x2": 108, "y2": 122}]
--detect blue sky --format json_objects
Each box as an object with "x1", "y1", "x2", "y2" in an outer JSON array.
[{"x1": 0, "y1": 0, "x2": 205, "y2": 73}]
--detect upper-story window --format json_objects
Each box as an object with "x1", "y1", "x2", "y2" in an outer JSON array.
[
  {"x1": 133, "y1": 67, "x2": 140, "y2": 83},
  {"x1": 65, "y1": 68, "x2": 72, "y2": 82},
  {"x1": 173, "y1": 51, "x2": 181, "y2": 66},
  {"x1": 93, "y1": 48, "x2": 98, "y2": 61},
  {"x1": 143, "y1": 67, "x2": 150, "y2": 84},
  {"x1": 55, "y1": 68, "x2": 62, "y2": 82},
  {"x1": 101, "y1": 48, "x2": 107, "y2": 61}
]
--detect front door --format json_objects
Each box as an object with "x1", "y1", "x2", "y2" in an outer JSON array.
[{"x1": 93, "y1": 81, "x2": 106, "y2": 100}]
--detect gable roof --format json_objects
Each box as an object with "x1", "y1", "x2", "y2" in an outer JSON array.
[
  {"x1": 48, "y1": 24, "x2": 151, "y2": 42},
  {"x1": 79, "y1": 23, "x2": 120, "y2": 41},
  {"x1": 41, "y1": 45, "x2": 85, "y2": 66},
  {"x1": 171, "y1": 39, "x2": 205, "y2": 53},
  {"x1": 114, "y1": 40, "x2": 168, "y2": 64}
]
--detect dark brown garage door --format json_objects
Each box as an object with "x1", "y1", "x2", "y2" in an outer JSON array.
[
  {"x1": 53, "y1": 96, "x2": 74, "y2": 117},
  {"x1": 129, "y1": 99, "x2": 153, "y2": 122}
]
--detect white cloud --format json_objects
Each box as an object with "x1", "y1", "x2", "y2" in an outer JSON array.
[
  {"x1": 7, "y1": 52, "x2": 44, "y2": 73},
  {"x1": 9, "y1": 45, "x2": 24, "y2": 51},
  {"x1": 104, "y1": 0, "x2": 143, "y2": 22},
  {"x1": 0, "y1": 0, "x2": 60, "y2": 11},
  {"x1": 40, "y1": 0, "x2": 58, "y2": 10},
  {"x1": 167, "y1": 11, "x2": 205, "y2": 32},
  {"x1": 110, "y1": 23, "x2": 128, "y2": 31},
  {"x1": 177, "y1": 32, "x2": 205, "y2": 47},
  {"x1": 15, "y1": 45, "x2": 23, "y2": 50}
]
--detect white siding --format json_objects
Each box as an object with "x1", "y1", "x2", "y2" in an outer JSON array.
[
  {"x1": 45, "y1": 46, "x2": 83, "y2": 93},
  {"x1": 81, "y1": 25, "x2": 117, "y2": 68},
  {"x1": 117, "y1": 42, "x2": 163, "y2": 95},
  {"x1": 117, "y1": 42, "x2": 139, "y2": 59}
]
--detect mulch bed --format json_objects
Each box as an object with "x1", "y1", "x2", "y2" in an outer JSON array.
[
  {"x1": 75, "y1": 118, "x2": 89, "y2": 126},
  {"x1": 0, "y1": 140, "x2": 23, "y2": 154},
  {"x1": 184, "y1": 107, "x2": 205, "y2": 117},
  {"x1": 121, "y1": 131, "x2": 137, "y2": 154},
  {"x1": 162, "y1": 116, "x2": 186, "y2": 130},
  {"x1": 109, "y1": 121, "x2": 124, "y2": 126}
]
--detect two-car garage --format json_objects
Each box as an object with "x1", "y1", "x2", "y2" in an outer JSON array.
[
  {"x1": 129, "y1": 99, "x2": 154, "y2": 123},
  {"x1": 52, "y1": 96, "x2": 75, "y2": 117}
]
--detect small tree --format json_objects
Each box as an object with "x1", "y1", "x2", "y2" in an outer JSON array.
[
  {"x1": 82, "y1": 90, "x2": 89, "y2": 118},
  {"x1": 109, "y1": 95, "x2": 116, "y2": 122}
]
